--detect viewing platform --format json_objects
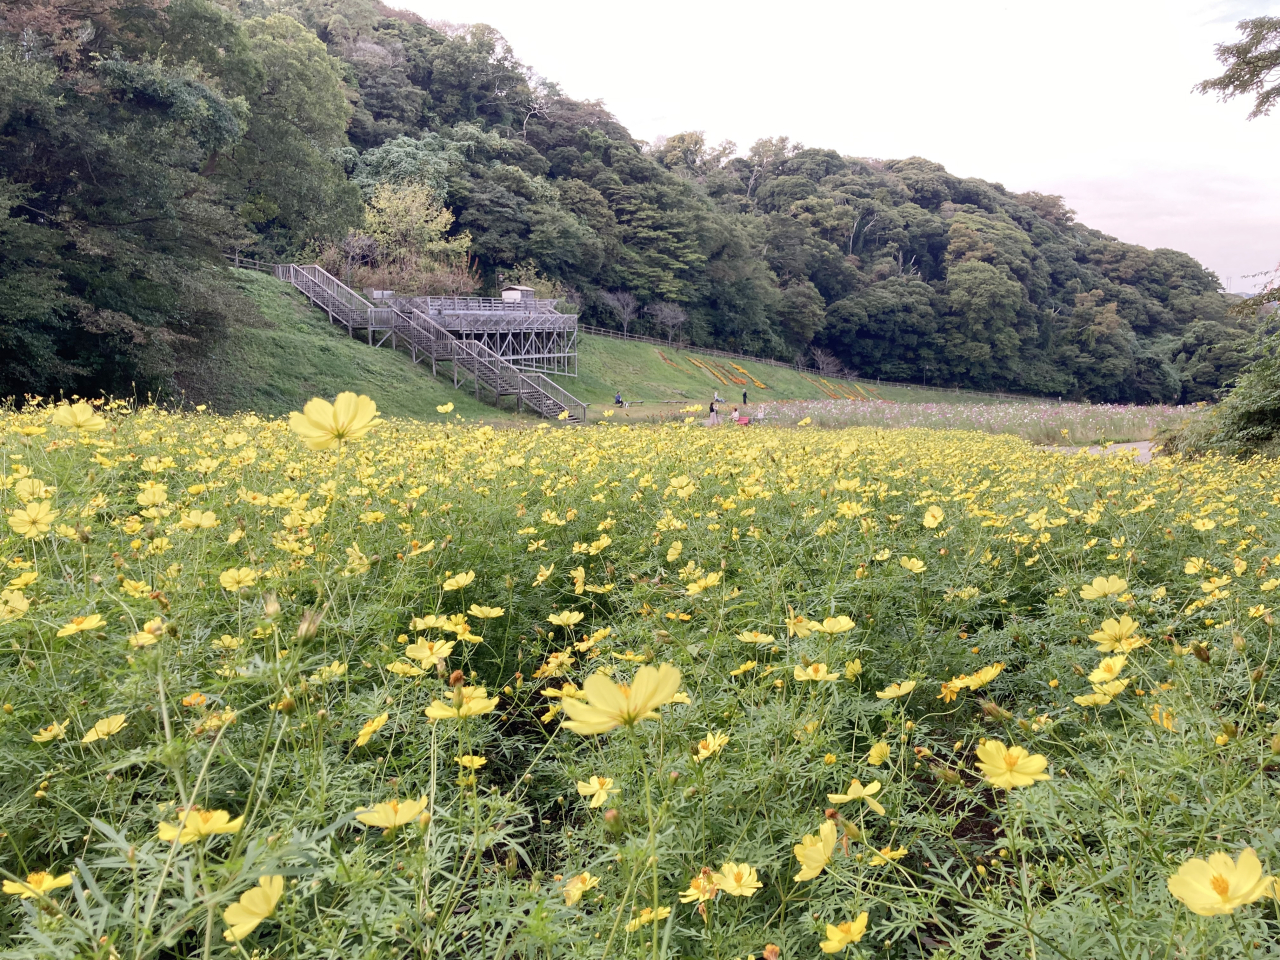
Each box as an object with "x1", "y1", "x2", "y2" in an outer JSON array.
[{"x1": 389, "y1": 286, "x2": 578, "y2": 377}]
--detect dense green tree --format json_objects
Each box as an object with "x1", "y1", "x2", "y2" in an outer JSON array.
[
  {"x1": 0, "y1": 0, "x2": 1252, "y2": 406},
  {"x1": 1196, "y1": 16, "x2": 1280, "y2": 118}
]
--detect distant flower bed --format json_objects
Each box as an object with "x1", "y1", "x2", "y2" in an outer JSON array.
[{"x1": 754, "y1": 398, "x2": 1196, "y2": 444}]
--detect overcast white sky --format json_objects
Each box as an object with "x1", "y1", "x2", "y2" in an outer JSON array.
[{"x1": 401, "y1": 0, "x2": 1279, "y2": 291}]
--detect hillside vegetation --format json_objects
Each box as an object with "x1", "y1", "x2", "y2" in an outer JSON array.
[{"x1": 0, "y1": 0, "x2": 1256, "y2": 410}]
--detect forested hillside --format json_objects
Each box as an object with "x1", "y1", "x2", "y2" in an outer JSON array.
[{"x1": 0, "y1": 0, "x2": 1255, "y2": 405}]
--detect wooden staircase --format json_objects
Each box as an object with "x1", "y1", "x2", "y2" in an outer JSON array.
[{"x1": 274, "y1": 264, "x2": 588, "y2": 422}]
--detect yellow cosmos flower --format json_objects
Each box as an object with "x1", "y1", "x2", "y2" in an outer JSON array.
[
  {"x1": 975, "y1": 740, "x2": 1050, "y2": 789},
  {"x1": 793, "y1": 820, "x2": 838, "y2": 881},
  {"x1": 1089, "y1": 616, "x2": 1146, "y2": 652},
  {"x1": 289, "y1": 392, "x2": 380, "y2": 450},
  {"x1": 442, "y1": 570, "x2": 475, "y2": 591},
  {"x1": 922, "y1": 505, "x2": 945, "y2": 528},
  {"x1": 222, "y1": 875, "x2": 284, "y2": 942},
  {"x1": 666, "y1": 540, "x2": 683, "y2": 562},
  {"x1": 965, "y1": 663, "x2": 1004, "y2": 689},
  {"x1": 81, "y1": 714, "x2": 127, "y2": 743},
  {"x1": 56, "y1": 614, "x2": 105, "y2": 636},
  {"x1": 355, "y1": 712, "x2": 389, "y2": 747},
  {"x1": 436, "y1": 402, "x2": 454, "y2": 414},
  {"x1": 547, "y1": 610, "x2": 584, "y2": 628},
  {"x1": 694, "y1": 730, "x2": 729, "y2": 761},
  {"x1": 678, "y1": 871, "x2": 718, "y2": 903},
  {"x1": 820, "y1": 912, "x2": 869, "y2": 952},
  {"x1": 711, "y1": 861, "x2": 762, "y2": 897},
  {"x1": 870, "y1": 845, "x2": 909, "y2": 866},
  {"x1": 32, "y1": 719, "x2": 69, "y2": 742},
  {"x1": 867, "y1": 742, "x2": 891, "y2": 765},
  {"x1": 810, "y1": 615, "x2": 856, "y2": 635},
  {"x1": 3, "y1": 871, "x2": 74, "y2": 899},
  {"x1": 899, "y1": 556, "x2": 926, "y2": 573},
  {"x1": 730, "y1": 660, "x2": 757, "y2": 676},
  {"x1": 576, "y1": 775, "x2": 619, "y2": 807},
  {"x1": 51, "y1": 401, "x2": 105, "y2": 431},
  {"x1": 1080, "y1": 575, "x2": 1128, "y2": 600},
  {"x1": 737, "y1": 630, "x2": 775, "y2": 644},
  {"x1": 827, "y1": 779, "x2": 885, "y2": 815},
  {"x1": 455, "y1": 754, "x2": 487, "y2": 769},
  {"x1": 8, "y1": 501, "x2": 60, "y2": 538},
  {"x1": 468, "y1": 604, "x2": 504, "y2": 619},
  {"x1": 354, "y1": 795, "x2": 429, "y2": 828},
  {"x1": 1167, "y1": 848, "x2": 1274, "y2": 916},
  {"x1": 563, "y1": 871, "x2": 600, "y2": 906},
  {"x1": 541, "y1": 681, "x2": 587, "y2": 700},
  {"x1": 175, "y1": 510, "x2": 216, "y2": 532},
  {"x1": 157, "y1": 807, "x2": 244, "y2": 844},
  {"x1": 1088, "y1": 655, "x2": 1127, "y2": 684},
  {"x1": 136, "y1": 482, "x2": 167, "y2": 507},
  {"x1": 424, "y1": 686, "x2": 499, "y2": 720},
  {"x1": 1074, "y1": 692, "x2": 1113, "y2": 707},
  {"x1": 387, "y1": 662, "x2": 425, "y2": 676},
  {"x1": 219, "y1": 567, "x2": 258, "y2": 591},
  {"x1": 795, "y1": 663, "x2": 839, "y2": 682},
  {"x1": 1, "y1": 589, "x2": 31, "y2": 621},
  {"x1": 404, "y1": 638, "x2": 455, "y2": 668},
  {"x1": 625, "y1": 906, "x2": 671, "y2": 931},
  {"x1": 560, "y1": 663, "x2": 682, "y2": 734},
  {"x1": 876, "y1": 680, "x2": 916, "y2": 699}
]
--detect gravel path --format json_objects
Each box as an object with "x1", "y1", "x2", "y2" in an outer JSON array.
[{"x1": 1040, "y1": 440, "x2": 1155, "y2": 463}]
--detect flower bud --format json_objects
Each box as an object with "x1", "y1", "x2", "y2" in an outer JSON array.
[
  {"x1": 980, "y1": 700, "x2": 1012, "y2": 720},
  {"x1": 262, "y1": 592, "x2": 281, "y2": 619},
  {"x1": 449, "y1": 669, "x2": 465, "y2": 687},
  {"x1": 296, "y1": 609, "x2": 322, "y2": 641},
  {"x1": 933, "y1": 765, "x2": 963, "y2": 786}
]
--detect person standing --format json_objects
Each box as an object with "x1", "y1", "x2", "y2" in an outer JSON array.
[
  {"x1": 708, "y1": 400, "x2": 719, "y2": 426},
  {"x1": 742, "y1": 388, "x2": 748, "y2": 405}
]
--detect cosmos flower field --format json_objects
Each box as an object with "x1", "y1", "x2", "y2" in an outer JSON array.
[
  {"x1": 2, "y1": 396, "x2": 1279, "y2": 959},
  {"x1": 753, "y1": 398, "x2": 1192, "y2": 445}
]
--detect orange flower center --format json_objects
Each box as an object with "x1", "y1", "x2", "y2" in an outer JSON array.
[
  {"x1": 1003, "y1": 755, "x2": 1020, "y2": 770},
  {"x1": 1211, "y1": 874, "x2": 1231, "y2": 898}
]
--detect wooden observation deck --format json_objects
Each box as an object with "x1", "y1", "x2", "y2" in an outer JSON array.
[{"x1": 392, "y1": 287, "x2": 578, "y2": 377}]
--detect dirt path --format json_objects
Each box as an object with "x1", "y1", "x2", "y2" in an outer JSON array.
[{"x1": 1040, "y1": 440, "x2": 1155, "y2": 463}]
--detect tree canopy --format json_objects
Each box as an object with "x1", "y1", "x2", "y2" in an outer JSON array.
[{"x1": 0, "y1": 0, "x2": 1254, "y2": 404}]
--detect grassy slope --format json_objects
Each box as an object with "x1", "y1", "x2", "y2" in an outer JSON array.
[
  {"x1": 172, "y1": 271, "x2": 500, "y2": 420},
  {"x1": 553, "y1": 335, "x2": 1017, "y2": 418},
  {"x1": 173, "y1": 273, "x2": 1028, "y2": 424}
]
